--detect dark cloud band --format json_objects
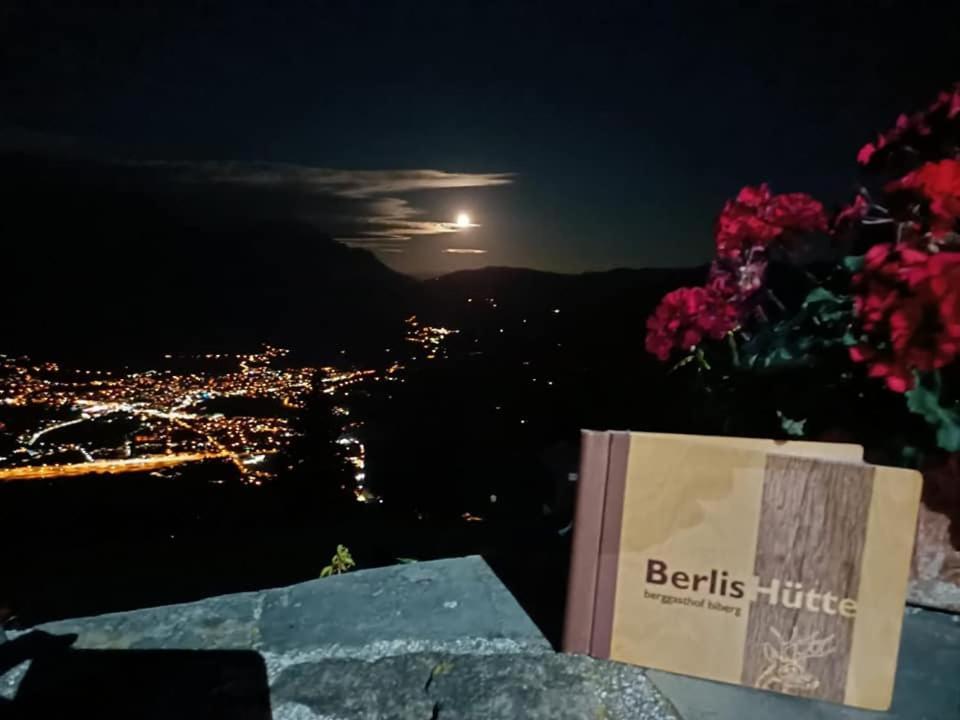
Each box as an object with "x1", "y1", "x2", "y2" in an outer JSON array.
[{"x1": 133, "y1": 160, "x2": 512, "y2": 251}]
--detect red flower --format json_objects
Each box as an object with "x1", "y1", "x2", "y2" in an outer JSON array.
[
  {"x1": 850, "y1": 245, "x2": 960, "y2": 391},
  {"x1": 735, "y1": 184, "x2": 772, "y2": 208},
  {"x1": 931, "y1": 89, "x2": 953, "y2": 114},
  {"x1": 715, "y1": 202, "x2": 781, "y2": 259},
  {"x1": 913, "y1": 111, "x2": 933, "y2": 136},
  {"x1": 835, "y1": 194, "x2": 870, "y2": 227},
  {"x1": 715, "y1": 183, "x2": 826, "y2": 260},
  {"x1": 736, "y1": 258, "x2": 768, "y2": 296},
  {"x1": 855, "y1": 84, "x2": 960, "y2": 165},
  {"x1": 707, "y1": 256, "x2": 768, "y2": 301},
  {"x1": 706, "y1": 268, "x2": 740, "y2": 299},
  {"x1": 645, "y1": 286, "x2": 740, "y2": 361},
  {"x1": 857, "y1": 143, "x2": 876, "y2": 166},
  {"x1": 763, "y1": 193, "x2": 829, "y2": 233},
  {"x1": 888, "y1": 159, "x2": 960, "y2": 237}
]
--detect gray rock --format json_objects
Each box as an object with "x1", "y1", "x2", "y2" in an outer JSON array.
[
  {"x1": 8, "y1": 589, "x2": 265, "y2": 651},
  {"x1": 271, "y1": 652, "x2": 679, "y2": 720},
  {"x1": 1, "y1": 556, "x2": 677, "y2": 719},
  {"x1": 9, "y1": 556, "x2": 549, "y2": 660},
  {"x1": 6, "y1": 555, "x2": 957, "y2": 719},
  {"x1": 646, "y1": 606, "x2": 960, "y2": 720},
  {"x1": 257, "y1": 554, "x2": 548, "y2": 657}
]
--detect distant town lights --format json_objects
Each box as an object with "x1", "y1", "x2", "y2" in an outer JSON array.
[{"x1": 1, "y1": 321, "x2": 460, "y2": 487}]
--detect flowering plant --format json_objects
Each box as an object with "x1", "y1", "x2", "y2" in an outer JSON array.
[{"x1": 647, "y1": 83, "x2": 960, "y2": 457}]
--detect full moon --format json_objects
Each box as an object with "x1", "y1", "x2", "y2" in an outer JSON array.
[{"x1": 455, "y1": 212, "x2": 471, "y2": 228}]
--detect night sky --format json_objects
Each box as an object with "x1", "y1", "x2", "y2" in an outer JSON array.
[{"x1": 3, "y1": 1, "x2": 959, "y2": 277}]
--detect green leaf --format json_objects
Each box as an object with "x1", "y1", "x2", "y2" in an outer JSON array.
[
  {"x1": 669, "y1": 353, "x2": 697, "y2": 374},
  {"x1": 777, "y1": 410, "x2": 807, "y2": 437},
  {"x1": 842, "y1": 255, "x2": 865, "y2": 273},
  {"x1": 726, "y1": 332, "x2": 740, "y2": 367},
  {"x1": 802, "y1": 286, "x2": 844, "y2": 308},
  {"x1": 906, "y1": 372, "x2": 946, "y2": 424},
  {"x1": 801, "y1": 287, "x2": 852, "y2": 325},
  {"x1": 695, "y1": 347, "x2": 712, "y2": 371},
  {"x1": 906, "y1": 371, "x2": 960, "y2": 451},
  {"x1": 937, "y1": 420, "x2": 960, "y2": 452},
  {"x1": 736, "y1": 284, "x2": 854, "y2": 371},
  {"x1": 336, "y1": 545, "x2": 355, "y2": 567}
]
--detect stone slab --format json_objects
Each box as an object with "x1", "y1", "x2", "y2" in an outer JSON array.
[
  {"x1": 5, "y1": 588, "x2": 265, "y2": 652},
  {"x1": 646, "y1": 606, "x2": 960, "y2": 720},
  {"x1": 0, "y1": 556, "x2": 678, "y2": 719},
  {"x1": 5, "y1": 556, "x2": 550, "y2": 659},
  {"x1": 256, "y1": 554, "x2": 548, "y2": 655}
]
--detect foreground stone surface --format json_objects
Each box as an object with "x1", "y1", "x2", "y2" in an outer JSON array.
[
  {"x1": 909, "y1": 504, "x2": 960, "y2": 612},
  {"x1": 7, "y1": 556, "x2": 550, "y2": 658},
  {"x1": 9, "y1": 554, "x2": 952, "y2": 718},
  {"x1": 646, "y1": 606, "x2": 960, "y2": 719},
  {"x1": 272, "y1": 652, "x2": 675, "y2": 720},
  {"x1": 0, "y1": 556, "x2": 678, "y2": 719}
]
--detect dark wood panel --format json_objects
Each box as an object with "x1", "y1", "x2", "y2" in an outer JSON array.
[
  {"x1": 590, "y1": 431, "x2": 632, "y2": 659},
  {"x1": 563, "y1": 430, "x2": 612, "y2": 654}
]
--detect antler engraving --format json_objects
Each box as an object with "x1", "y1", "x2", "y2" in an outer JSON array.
[{"x1": 755, "y1": 627, "x2": 837, "y2": 694}]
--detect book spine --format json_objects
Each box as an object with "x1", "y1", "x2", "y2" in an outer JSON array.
[
  {"x1": 562, "y1": 430, "x2": 612, "y2": 654},
  {"x1": 590, "y1": 430, "x2": 632, "y2": 659}
]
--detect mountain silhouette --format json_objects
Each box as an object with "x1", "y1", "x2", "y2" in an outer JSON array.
[
  {"x1": 2, "y1": 151, "x2": 416, "y2": 363},
  {"x1": 2, "y1": 149, "x2": 703, "y2": 365}
]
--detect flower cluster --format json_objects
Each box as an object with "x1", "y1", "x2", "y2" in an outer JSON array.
[
  {"x1": 645, "y1": 183, "x2": 826, "y2": 361},
  {"x1": 645, "y1": 286, "x2": 740, "y2": 361},
  {"x1": 715, "y1": 183, "x2": 827, "y2": 261},
  {"x1": 850, "y1": 244, "x2": 960, "y2": 392},
  {"x1": 644, "y1": 83, "x2": 960, "y2": 456},
  {"x1": 887, "y1": 159, "x2": 960, "y2": 238},
  {"x1": 857, "y1": 83, "x2": 960, "y2": 167}
]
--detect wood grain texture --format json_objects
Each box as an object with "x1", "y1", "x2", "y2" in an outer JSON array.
[{"x1": 740, "y1": 455, "x2": 874, "y2": 703}]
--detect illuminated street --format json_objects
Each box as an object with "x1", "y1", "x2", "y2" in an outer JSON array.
[{"x1": 0, "y1": 452, "x2": 226, "y2": 481}]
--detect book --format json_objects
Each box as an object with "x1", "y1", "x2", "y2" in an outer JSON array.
[{"x1": 563, "y1": 431, "x2": 922, "y2": 710}]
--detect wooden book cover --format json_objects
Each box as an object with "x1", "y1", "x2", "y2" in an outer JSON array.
[{"x1": 564, "y1": 431, "x2": 921, "y2": 711}]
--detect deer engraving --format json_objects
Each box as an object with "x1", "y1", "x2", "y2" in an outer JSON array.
[{"x1": 755, "y1": 627, "x2": 836, "y2": 694}]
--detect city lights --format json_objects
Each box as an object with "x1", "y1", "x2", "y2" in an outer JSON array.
[
  {"x1": 0, "y1": 347, "x2": 311, "y2": 484},
  {"x1": 0, "y1": 317, "x2": 459, "y2": 494}
]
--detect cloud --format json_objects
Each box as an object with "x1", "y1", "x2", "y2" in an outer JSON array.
[
  {"x1": 139, "y1": 161, "x2": 512, "y2": 198},
  {"x1": 443, "y1": 248, "x2": 488, "y2": 254},
  {"x1": 133, "y1": 160, "x2": 511, "y2": 250},
  {"x1": 0, "y1": 131, "x2": 510, "y2": 256}
]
